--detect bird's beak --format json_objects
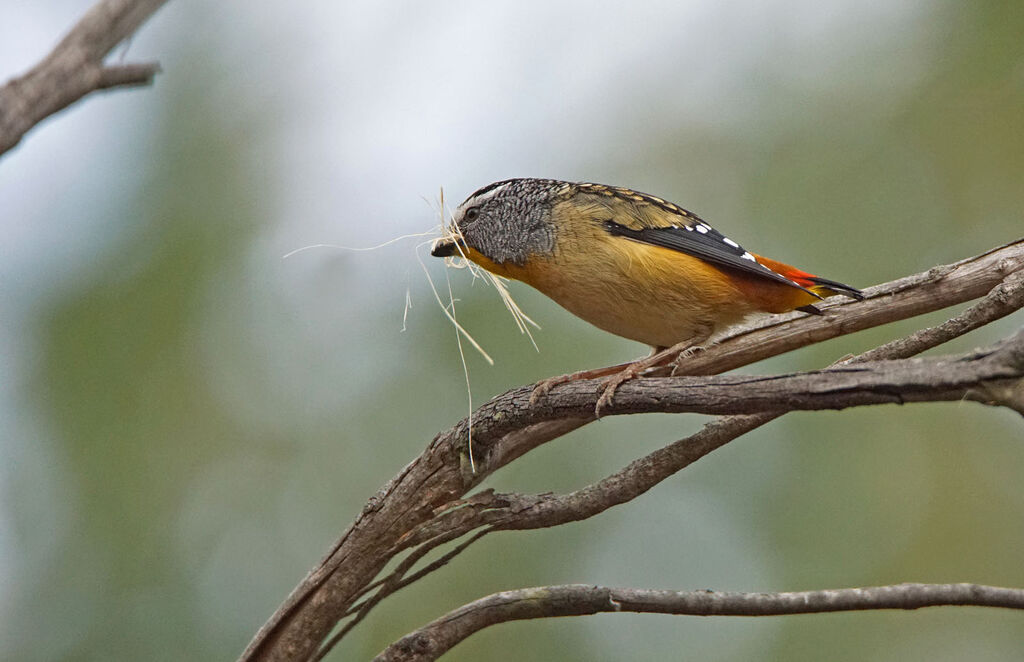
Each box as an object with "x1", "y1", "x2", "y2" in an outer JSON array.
[{"x1": 430, "y1": 237, "x2": 461, "y2": 258}]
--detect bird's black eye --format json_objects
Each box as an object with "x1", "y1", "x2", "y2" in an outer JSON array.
[{"x1": 465, "y1": 207, "x2": 480, "y2": 221}]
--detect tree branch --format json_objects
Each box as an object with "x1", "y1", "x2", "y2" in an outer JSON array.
[
  {"x1": 663, "y1": 238, "x2": 1024, "y2": 377},
  {"x1": 241, "y1": 239, "x2": 1024, "y2": 662},
  {"x1": 0, "y1": 0, "x2": 169, "y2": 157},
  {"x1": 455, "y1": 239, "x2": 1024, "y2": 485},
  {"x1": 467, "y1": 277, "x2": 1024, "y2": 538},
  {"x1": 376, "y1": 583, "x2": 1024, "y2": 661},
  {"x1": 361, "y1": 277, "x2": 1024, "y2": 570},
  {"x1": 467, "y1": 330, "x2": 1024, "y2": 421}
]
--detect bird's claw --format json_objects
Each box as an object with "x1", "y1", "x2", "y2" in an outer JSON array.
[
  {"x1": 529, "y1": 375, "x2": 571, "y2": 405},
  {"x1": 669, "y1": 344, "x2": 706, "y2": 375},
  {"x1": 594, "y1": 366, "x2": 643, "y2": 418}
]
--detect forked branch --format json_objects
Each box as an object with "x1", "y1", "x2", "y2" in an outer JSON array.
[
  {"x1": 242, "y1": 239, "x2": 1024, "y2": 662},
  {"x1": 0, "y1": 0, "x2": 169, "y2": 157}
]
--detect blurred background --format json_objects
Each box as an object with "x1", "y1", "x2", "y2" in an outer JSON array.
[{"x1": 2, "y1": 1, "x2": 1023, "y2": 660}]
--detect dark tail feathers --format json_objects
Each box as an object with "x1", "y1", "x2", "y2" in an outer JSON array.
[{"x1": 806, "y1": 276, "x2": 865, "y2": 301}]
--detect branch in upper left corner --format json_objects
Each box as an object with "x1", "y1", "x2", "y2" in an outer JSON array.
[{"x1": 0, "y1": 0, "x2": 169, "y2": 157}]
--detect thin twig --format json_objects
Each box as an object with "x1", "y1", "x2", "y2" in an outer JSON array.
[
  {"x1": 375, "y1": 583, "x2": 1024, "y2": 661},
  {"x1": 312, "y1": 529, "x2": 493, "y2": 662},
  {"x1": 854, "y1": 268, "x2": 1024, "y2": 363}
]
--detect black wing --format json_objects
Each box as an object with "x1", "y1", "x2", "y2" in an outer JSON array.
[{"x1": 603, "y1": 220, "x2": 818, "y2": 295}]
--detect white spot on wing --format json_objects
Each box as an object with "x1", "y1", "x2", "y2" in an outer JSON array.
[
  {"x1": 741, "y1": 252, "x2": 756, "y2": 262},
  {"x1": 723, "y1": 237, "x2": 739, "y2": 248},
  {"x1": 695, "y1": 224, "x2": 709, "y2": 234}
]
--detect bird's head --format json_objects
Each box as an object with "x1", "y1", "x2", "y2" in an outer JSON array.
[{"x1": 430, "y1": 178, "x2": 563, "y2": 267}]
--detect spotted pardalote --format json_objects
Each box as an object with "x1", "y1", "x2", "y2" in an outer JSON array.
[{"x1": 432, "y1": 178, "x2": 862, "y2": 411}]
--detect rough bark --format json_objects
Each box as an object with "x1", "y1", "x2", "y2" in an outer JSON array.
[{"x1": 241, "y1": 240, "x2": 1024, "y2": 662}]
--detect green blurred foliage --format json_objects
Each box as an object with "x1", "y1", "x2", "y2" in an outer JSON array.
[{"x1": 4, "y1": 1, "x2": 1023, "y2": 661}]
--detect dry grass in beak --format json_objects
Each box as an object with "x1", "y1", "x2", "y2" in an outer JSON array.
[
  {"x1": 280, "y1": 188, "x2": 542, "y2": 475},
  {"x1": 434, "y1": 216, "x2": 541, "y2": 350},
  {"x1": 420, "y1": 188, "x2": 544, "y2": 473},
  {"x1": 282, "y1": 230, "x2": 440, "y2": 259}
]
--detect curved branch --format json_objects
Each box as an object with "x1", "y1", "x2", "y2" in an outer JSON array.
[
  {"x1": 0, "y1": 0, "x2": 168, "y2": 157},
  {"x1": 401, "y1": 294, "x2": 1024, "y2": 542},
  {"x1": 241, "y1": 240, "x2": 1024, "y2": 662},
  {"x1": 459, "y1": 239, "x2": 1024, "y2": 482},
  {"x1": 473, "y1": 331, "x2": 1024, "y2": 421},
  {"x1": 667, "y1": 238, "x2": 1024, "y2": 376},
  {"x1": 376, "y1": 583, "x2": 1024, "y2": 661},
  {"x1": 330, "y1": 283, "x2": 1024, "y2": 658}
]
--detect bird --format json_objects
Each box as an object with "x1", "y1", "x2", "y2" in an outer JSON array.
[{"x1": 431, "y1": 178, "x2": 863, "y2": 414}]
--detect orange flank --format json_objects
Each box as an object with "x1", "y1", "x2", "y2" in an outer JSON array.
[{"x1": 733, "y1": 253, "x2": 853, "y2": 314}]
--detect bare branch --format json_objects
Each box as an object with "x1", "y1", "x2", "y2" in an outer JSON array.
[
  {"x1": 376, "y1": 583, "x2": 1024, "y2": 661},
  {"x1": 360, "y1": 273, "x2": 1024, "y2": 654},
  {"x1": 312, "y1": 528, "x2": 493, "y2": 662},
  {"x1": 358, "y1": 320, "x2": 1024, "y2": 585},
  {"x1": 854, "y1": 269, "x2": 1024, "y2": 363},
  {"x1": 459, "y1": 239, "x2": 1024, "y2": 484},
  {"x1": 468, "y1": 273, "x2": 1024, "y2": 536},
  {"x1": 463, "y1": 330, "x2": 1024, "y2": 423},
  {"x1": 665, "y1": 238, "x2": 1024, "y2": 377},
  {"x1": 0, "y1": 0, "x2": 169, "y2": 157},
  {"x1": 240, "y1": 240, "x2": 1024, "y2": 662}
]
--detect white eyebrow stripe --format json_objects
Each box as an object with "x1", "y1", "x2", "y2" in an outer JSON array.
[{"x1": 466, "y1": 182, "x2": 512, "y2": 206}]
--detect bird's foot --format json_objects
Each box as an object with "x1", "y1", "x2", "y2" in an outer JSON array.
[
  {"x1": 595, "y1": 338, "x2": 711, "y2": 415},
  {"x1": 529, "y1": 362, "x2": 634, "y2": 406},
  {"x1": 668, "y1": 344, "x2": 706, "y2": 375},
  {"x1": 594, "y1": 362, "x2": 650, "y2": 417},
  {"x1": 532, "y1": 335, "x2": 710, "y2": 417},
  {"x1": 593, "y1": 346, "x2": 689, "y2": 416},
  {"x1": 529, "y1": 374, "x2": 572, "y2": 405}
]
